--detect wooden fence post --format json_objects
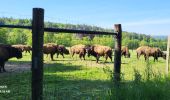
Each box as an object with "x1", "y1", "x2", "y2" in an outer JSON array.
[
  {"x1": 166, "y1": 36, "x2": 170, "y2": 75},
  {"x1": 114, "y1": 24, "x2": 122, "y2": 82},
  {"x1": 32, "y1": 8, "x2": 44, "y2": 100}
]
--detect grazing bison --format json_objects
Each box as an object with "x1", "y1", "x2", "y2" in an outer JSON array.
[
  {"x1": 43, "y1": 43, "x2": 58, "y2": 61},
  {"x1": 86, "y1": 45, "x2": 112, "y2": 63},
  {"x1": 136, "y1": 46, "x2": 150, "y2": 59},
  {"x1": 121, "y1": 46, "x2": 130, "y2": 58},
  {"x1": 57, "y1": 45, "x2": 69, "y2": 58},
  {"x1": 0, "y1": 44, "x2": 22, "y2": 72},
  {"x1": 70, "y1": 44, "x2": 86, "y2": 60},
  {"x1": 144, "y1": 47, "x2": 166, "y2": 61}
]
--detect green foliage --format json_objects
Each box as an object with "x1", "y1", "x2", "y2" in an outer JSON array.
[
  {"x1": 7, "y1": 29, "x2": 27, "y2": 44},
  {"x1": 0, "y1": 17, "x2": 167, "y2": 50},
  {"x1": 0, "y1": 28, "x2": 8, "y2": 43}
]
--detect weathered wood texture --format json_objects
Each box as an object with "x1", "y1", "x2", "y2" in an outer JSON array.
[
  {"x1": 114, "y1": 24, "x2": 122, "y2": 82},
  {"x1": 31, "y1": 8, "x2": 44, "y2": 100}
]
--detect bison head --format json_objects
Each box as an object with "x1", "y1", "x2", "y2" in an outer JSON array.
[{"x1": 12, "y1": 47, "x2": 22, "y2": 59}]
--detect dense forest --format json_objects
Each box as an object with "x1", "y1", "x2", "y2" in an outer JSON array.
[{"x1": 0, "y1": 17, "x2": 167, "y2": 50}]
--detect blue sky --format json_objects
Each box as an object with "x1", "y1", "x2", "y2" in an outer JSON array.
[{"x1": 0, "y1": 0, "x2": 170, "y2": 36}]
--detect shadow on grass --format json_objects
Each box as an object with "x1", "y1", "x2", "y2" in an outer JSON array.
[{"x1": 44, "y1": 62, "x2": 83, "y2": 72}]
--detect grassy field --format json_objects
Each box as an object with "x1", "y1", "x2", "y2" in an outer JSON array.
[{"x1": 0, "y1": 50, "x2": 170, "y2": 100}]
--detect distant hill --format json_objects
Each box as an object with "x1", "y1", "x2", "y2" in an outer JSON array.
[{"x1": 152, "y1": 36, "x2": 167, "y2": 40}]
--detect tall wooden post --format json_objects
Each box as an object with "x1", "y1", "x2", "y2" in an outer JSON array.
[
  {"x1": 32, "y1": 8, "x2": 44, "y2": 100},
  {"x1": 114, "y1": 24, "x2": 122, "y2": 82},
  {"x1": 166, "y1": 36, "x2": 170, "y2": 75}
]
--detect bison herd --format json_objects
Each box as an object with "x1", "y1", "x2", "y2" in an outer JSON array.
[{"x1": 0, "y1": 43, "x2": 167, "y2": 73}]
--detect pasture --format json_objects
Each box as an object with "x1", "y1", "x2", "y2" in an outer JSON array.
[{"x1": 0, "y1": 50, "x2": 170, "y2": 99}]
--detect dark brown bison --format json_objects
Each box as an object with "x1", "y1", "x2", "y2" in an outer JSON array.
[
  {"x1": 121, "y1": 46, "x2": 130, "y2": 58},
  {"x1": 144, "y1": 47, "x2": 166, "y2": 61},
  {"x1": 70, "y1": 44, "x2": 86, "y2": 60},
  {"x1": 57, "y1": 45, "x2": 69, "y2": 58},
  {"x1": 86, "y1": 45, "x2": 112, "y2": 63},
  {"x1": 0, "y1": 44, "x2": 22, "y2": 72},
  {"x1": 136, "y1": 46, "x2": 150, "y2": 59},
  {"x1": 43, "y1": 43, "x2": 58, "y2": 61}
]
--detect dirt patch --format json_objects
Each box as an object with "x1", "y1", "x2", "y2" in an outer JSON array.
[{"x1": 4, "y1": 62, "x2": 31, "y2": 73}]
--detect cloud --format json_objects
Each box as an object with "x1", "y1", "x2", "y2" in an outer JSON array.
[{"x1": 123, "y1": 19, "x2": 170, "y2": 26}]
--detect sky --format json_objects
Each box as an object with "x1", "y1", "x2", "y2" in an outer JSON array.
[{"x1": 0, "y1": 0, "x2": 170, "y2": 36}]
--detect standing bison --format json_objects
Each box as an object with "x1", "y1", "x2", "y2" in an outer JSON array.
[
  {"x1": 86, "y1": 45, "x2": 112, "y2": 63},
  {"x1": 57, "y1": 45, "x2": 69, "y2": 58},
  {"x1": 70, "y1": 44, "x2": 86, "y2": 60},
  {"x1": 43, "y1": 43, "x2": 58, "y2": 61},
  {"x1": 121, "y1": 46, "x2": 130, "y2": 58},
  {"x1": 0, "y1": 44, "x2": 22, "y2": 72},
  {"x1": 144, "y1": 47, "x2": 166, "y2": 61},
  {"x1": 136, "y1": 46, "x2": 166, "y2": 61}
]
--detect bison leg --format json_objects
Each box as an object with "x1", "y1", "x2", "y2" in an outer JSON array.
[
  {"x1": 105, "y1": 55, "x2": 108, "y2": 62},
  {"x1": 83, "y1": 55, "x2": 85, "y2": 60},
  {"x1": 56, "y1": 52, "x2": 59, "y2": 58},
  {"x1": 109, "y1": 55, "x2": 112, "y2": 62},
  {"x1": 154, "y1": 57, "x2": 158, "y2": 62},
  {"x1": 79, "y1": 54, "x2": 83, "y2": 60},
  {"x1": 50, "y1": 53, "x2": 54, "y2": 61},
  {"x1": 61, "y1": 53, "x2": 65, "y2": 58},
  {"x1": 83, "y1": 54, "x2": 85, "y2": 60},
  {"x1": 72, "y1": 52, "x2": 75, "y2": 57},
  {"x1": 1, "y1": 62, "x2": 6, "y2": 72},
  {"x1": 96, "y1": 55, "x2": 100, "y2": 63},
  {"x1": 144, "y1": 55, "x2": 149, "y2": 61}
]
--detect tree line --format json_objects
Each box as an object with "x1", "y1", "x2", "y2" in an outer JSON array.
[{"x1": 0, "y1": 17, "x2": 167, "y2": 50}]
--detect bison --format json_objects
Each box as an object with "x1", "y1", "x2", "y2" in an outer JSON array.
[
  {"x1": 121, "y1": 46, "x2": 130, "y2": 58},
  {"x1": 86, "y1": 45, "x2": 112, "y2": 63},
  {"x1": 0, "y1": 44, "x2": 22, "y2": 72},
  {"x1": 70, "y1": 44, "x2": 86, "y2": 60},
  {"x1": 43, "y1": 43, "x2": 58, "y2": 61},
  {"x1": 144, "y1": 47, "x2": 166, "y2": 61},
  {"x1": 136, "y1": 46, "x2": 166, "y2": 61},
  {"x1": 57, "y1": 45, "x2": 69, "y2": 58}
]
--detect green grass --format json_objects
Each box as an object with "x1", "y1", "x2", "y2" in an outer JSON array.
[{"x1": 0, "y1": 50, "x2": 169, "y2": 100}]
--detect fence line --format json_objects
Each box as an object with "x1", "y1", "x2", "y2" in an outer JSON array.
[{"x1": 0, "y1": 25, "x2": 117, "y2": 35}]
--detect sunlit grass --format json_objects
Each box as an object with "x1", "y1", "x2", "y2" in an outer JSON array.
[{"x1": 0, "y1": 50, "x2": 169, "y2": 99}]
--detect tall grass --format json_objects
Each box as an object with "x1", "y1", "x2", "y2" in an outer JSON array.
[{"x1": 105, "y1": 60, "x2": 170, "y2": 100}]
